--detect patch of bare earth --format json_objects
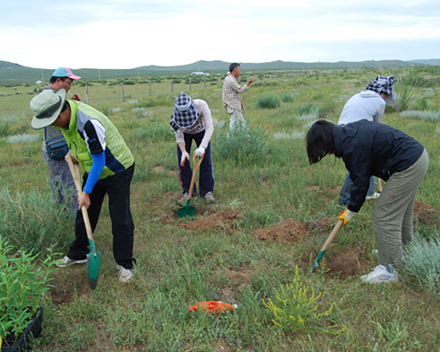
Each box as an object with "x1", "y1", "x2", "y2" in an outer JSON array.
[
  {"x1": 50, "y1": 269, "x2": 91, "y2": 305},
  {"x1": 316, "y1": 247, "x2": 368, "y2": 278},
  {"x1": 413, "y1": 200, "x2": 436, "y2": 225},
  {"x1": 254, "y1": 219, "x2": 308, "y2": 244},
  {"x1": 178, "y1": 210, "x2": 238, "y2": 233}
]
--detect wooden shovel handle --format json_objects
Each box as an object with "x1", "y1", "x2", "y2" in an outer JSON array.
[
  {"x1": 187, "y1": 152, "x2": 204, "y2": 201},
  {"x1": 319, "y1": 219, "x2": 343, "y2": 252},
  {"x1": 66, "y1": 156, "x2": 95, "y2": 245}
]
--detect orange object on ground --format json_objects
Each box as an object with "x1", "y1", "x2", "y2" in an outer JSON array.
[{"x1": 189, "y1": 301, "x2": 235, "y2": 313}]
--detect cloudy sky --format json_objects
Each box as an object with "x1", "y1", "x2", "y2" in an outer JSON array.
[{"x1": 1, "y1": 0, "x2": 439, "y2": 69}]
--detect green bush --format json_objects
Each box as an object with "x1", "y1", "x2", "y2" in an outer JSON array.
[
  {"x1": 280, "y1": 93, "x2": 294, "y2": 103},
  {"x1": 215, "y1": 124, "x2": 269, "y2": 165},
  {"x1": 0, "y1": 120, "x2": 10, "y2": 137},
  {"x1": 255, "y1": 93, "x2": 281, "y2": 109},
  {"x1": 297, "y1": 102, "x2": 319, "y2": 115},
  {"x1": 0, "y1": 187, "x2": 74, "y2": 255}
]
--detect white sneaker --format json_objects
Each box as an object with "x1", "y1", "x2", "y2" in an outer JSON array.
[
  {"x1": 204, "y1": 192, "x2": 215, "y2": 204},
  {"x1": 54, "y1": 256, "x2": 87, "y2": 268},
  {"x1": 361, "y1": 265, "x2": 399, "y2": 284},
  {"x1": 177, "y1": 193, "x2": 197, "y2": 206},
  {"x1": 366, "y1": 192, "x2": 380, "y2": 200},
  {"x1": 116, "y1": 265, "x2": 134, "y2": 283}
]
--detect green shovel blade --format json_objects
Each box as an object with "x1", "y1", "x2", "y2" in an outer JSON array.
[
  {"x1": 177, "y1": 199, "x2": 196, "y2": 218},
  {"x1": 311, "y1": 249, "x2": 327, "y2": 273},
  {"x1": 86, "y1": 238, "x2": 101, "y2": 290}
]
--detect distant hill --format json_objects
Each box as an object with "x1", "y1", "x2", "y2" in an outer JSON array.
[
  {"x1": 0, "y1": 58, "x2": 435, "y2": 85},
  {"x1": 408, "y1": 59, "x2": 440, "y2": 66}
]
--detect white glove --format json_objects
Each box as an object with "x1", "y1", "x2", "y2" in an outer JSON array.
[
  {"x1": 180, "y1": 151, "x2": 190, "y2": 166},
  {"x1": 194, "y1": 146, "x2": 205, "y2": 158}
]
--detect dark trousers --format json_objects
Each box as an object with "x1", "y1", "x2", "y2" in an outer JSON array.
[
  {"x1": 177, "y1": 130, "x2": 214, "y2": 197},
  {"x1": 68, "y1": 163, "x2": 136, "y2": 269}
]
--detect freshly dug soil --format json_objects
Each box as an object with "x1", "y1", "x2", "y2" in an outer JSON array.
[
  {"x1": 323, "y1": 247, "x2": 369, "y2": 278},
  {"x1": 413, "y1": 200, "x2": 436, "y2": 225},
  {"x1": 254, "y1": 219, "x2": 309, "y2": 244},
  {"x1": 179, "y1": 210, "x2": 238, "y2": 232}
]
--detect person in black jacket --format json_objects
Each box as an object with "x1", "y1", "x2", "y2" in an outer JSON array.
[{"x1": 306, "y1": 120, "x2": 429, "y2": 284}]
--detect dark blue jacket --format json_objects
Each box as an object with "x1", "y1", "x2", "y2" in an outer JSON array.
[{"x1": 334, "y1": 120, "x2": 424, "y2": 212}]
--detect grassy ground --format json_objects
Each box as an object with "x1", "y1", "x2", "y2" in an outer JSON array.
[{"x1": 1, "y1": 66, "x2": 440, "y2": 351}]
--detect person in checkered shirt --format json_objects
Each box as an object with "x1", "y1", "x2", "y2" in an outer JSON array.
[{"x1": 222, "y1": 63, "x2": 257, "y2": 130}]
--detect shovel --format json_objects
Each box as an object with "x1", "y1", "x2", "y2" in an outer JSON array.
[
  {"x1": 312, "y1": 219, "x2": 343, "y2": 273},
  {"x1": 177, "y1": 152, "x2": 204, "y2": 218},
  {"x1": 66, "y1": 156, "x2": 101, "y2": 289}
]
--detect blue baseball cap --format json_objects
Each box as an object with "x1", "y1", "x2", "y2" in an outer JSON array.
[{"x1": 52, "y1": 67, "x2": 81, "y2": 80}]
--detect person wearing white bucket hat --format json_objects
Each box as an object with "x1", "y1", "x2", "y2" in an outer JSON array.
[
  {"x1": 337, "y1": 75, "x2": 396, "y2": 206},
  {"x1": 30, "y1": 88, "x2": 137, "y2": 283},
  {"x1": 170, "y1": 92, "x2": 215, "y2": 205}
]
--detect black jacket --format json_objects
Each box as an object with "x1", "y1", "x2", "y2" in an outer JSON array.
[{"x1": 334, "y1": 120, "x2": 424, "y2": 212}]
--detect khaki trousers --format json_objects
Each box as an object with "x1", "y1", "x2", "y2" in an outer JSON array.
[
  {"x1": 372, "y1": 149, "x2": 429, "y2": 266},
  {"x1": 227, "y1": 107, "x2": 246, "y2": 130}
]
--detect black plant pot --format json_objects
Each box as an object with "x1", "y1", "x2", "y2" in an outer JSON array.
[{"x1": 1, "y1": 307, "x2": 44, "y2": 352}]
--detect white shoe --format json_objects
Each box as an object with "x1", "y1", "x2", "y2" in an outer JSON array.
[
  {"x1": 361, "y1": 265, "x2": 398, "y2": 284},
  {"x1": 116, "y1": 265, "x2": 134, "y2": 283},
  {"x1": 366, "y1": 192, "x2": 380, "y2": 200},
  {"x1": 54, "y1": 256, "x2": 87, "y2": 268},
  {"x1": 204, "y1": 192, "x2": 215, "y2": 204}
]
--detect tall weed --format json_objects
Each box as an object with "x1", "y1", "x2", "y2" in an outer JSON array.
[
  {"x1": 215, "y1": 125, "x2": 269, "y2": 165},
  {"x1": 255, "y1": 93, "x2": 281, "y2": 109},
  {"x1": 0, "y1": 187, "x2": 73, "y2": 254}
]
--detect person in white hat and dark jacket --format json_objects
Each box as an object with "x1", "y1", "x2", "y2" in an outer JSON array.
[
  {"x1": 337, "y1": 75, "x2": 396, "y2": 206},
  {"x1": 170, "y1": 92, "x2": 215, "y2": 205}
]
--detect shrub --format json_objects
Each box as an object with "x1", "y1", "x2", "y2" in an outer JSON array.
[
  {"x1": 0, "y1": 187, "x2": 74, "y2": 255},
  {"x1": 401, "y1": 233, "x2": 440, "y2": 299},
  {"x1": 255, "y1": 93, "x2": 281, "y2": 109},
  {"x1": 7, "y1": 133, "x2": 40, "y2": 144},
  {"x1": 280, "y1": 93, "x2": 294, "y2": 103},
  {"x1": 215, "y1": 124, "x2": 269, "y2": 165},
  {"x1": 0, "y1": 120, "x2": 10, "y2": 137},
  {"x1": 297, "y1": 102, "x2": 319, "y2": 115},
  {"x1": 400, "y1": 110, "x2": 440, "y2": 122},
  {"x1": 263, "y1": 266, "x2": 344, "y2": 334}
]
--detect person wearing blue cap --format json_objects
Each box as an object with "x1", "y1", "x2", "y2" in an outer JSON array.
[
  {"x1": 170, "y1": 92, "x2": 215, "y2": 205},
  {"x1": 41, "y1": 67, "x2": 82, "y2": 215},
  {"x1": 337, "y1": 75, "x2": 396, "y2": 206}
]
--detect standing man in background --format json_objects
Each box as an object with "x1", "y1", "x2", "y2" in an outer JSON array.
[
  {"x1": 42, "y1": 67, "x2": 81, "y2": 214},
  {"x1": 222, "y1": 63, "x2": 257, "y2": 130}
]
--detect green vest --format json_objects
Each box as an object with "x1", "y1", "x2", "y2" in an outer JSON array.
[{"x1": 59, "y1": 101, "x2": 134, "y2": 180}]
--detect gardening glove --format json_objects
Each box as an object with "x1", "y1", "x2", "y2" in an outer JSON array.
[
  {"x1": 180, "y1": 151, "x2": 190, "y2": 166},
  {"x1": 338, "y1": 209, "x2": 354, "y2": 225},
  {"x1": 194, "y1": 146, "x2": 205, "y2": 158}
]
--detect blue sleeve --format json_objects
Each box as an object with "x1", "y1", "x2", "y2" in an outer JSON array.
[{"x1": 83, "y1": 151, "x2": 105, "y2": 194}]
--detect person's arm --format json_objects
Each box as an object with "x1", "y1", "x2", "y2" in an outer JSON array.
[
  {"x1": 78, "y1": 120, "x2": 106, "y2": 209},
  {"x1": 196, "y1": 101, "x2": 214, "y2": 149},
  {"x1": 226, "y1": 76, "x2": 248, "y2": 94},
  {"x1": 373, "y1": 104, "x2": 386, "y2": 123},
  {"x1": 347, "y1": 149, "x2": 372, "y2": 213}
]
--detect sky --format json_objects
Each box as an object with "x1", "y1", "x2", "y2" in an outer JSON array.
[{"x1": 1, "y1": 0, "x2": 439, "y2": 70}]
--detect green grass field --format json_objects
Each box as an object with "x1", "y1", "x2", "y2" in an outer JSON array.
[{"x1": 1, "y1": 66, "x2": 440, "y2": 351}]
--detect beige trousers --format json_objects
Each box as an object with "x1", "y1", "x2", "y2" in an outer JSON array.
[
  {"x1": 372, "y1": 149, "x2": 429, "y2": 266},
  {"x1": 227, "y1": 107, "x2": 246, "y2": 130}
]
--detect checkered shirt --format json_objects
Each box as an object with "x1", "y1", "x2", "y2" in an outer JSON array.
[{"x1": 222, "y1": 74, "x2": 248, "y2": 111}]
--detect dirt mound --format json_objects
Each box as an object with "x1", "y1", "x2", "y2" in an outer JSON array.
[
  {"x1": 179, "y1": 210, "x2": 238, "y2": 232},
  {"x1": 254, "y1": 219, "x2": 308, "y2": 244},
  {"x1": 413, "y1": 200, "x2": 436, "y2": 225},
  {"x1": 321, "y1": 248, "x2": 368, "y2": 278}
]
